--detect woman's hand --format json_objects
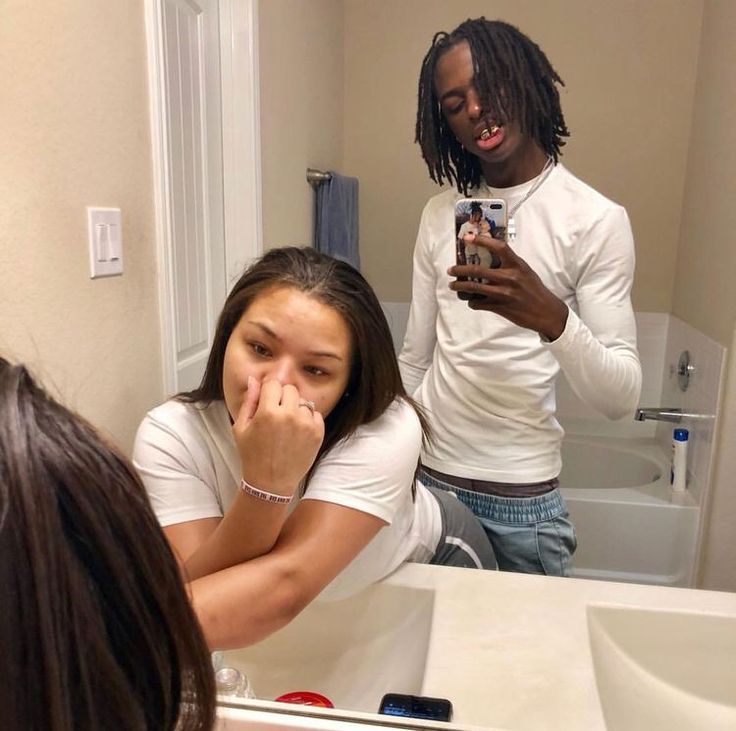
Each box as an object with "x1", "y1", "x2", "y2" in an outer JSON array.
[{"x1": 232, "y1": 377, "x2": 325, "y2": 496}]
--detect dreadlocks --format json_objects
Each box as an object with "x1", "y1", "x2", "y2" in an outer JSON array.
[{"x1": 416, "y1": 18, "x2": 570, "y2": 195}]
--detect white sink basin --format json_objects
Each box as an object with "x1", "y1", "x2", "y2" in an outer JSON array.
[
  {"x1": 221, "y1": 583, "x2": 435, "y2": 714},
  {"x1": 587, "y1": 603, "x2": 736, "y2": 730}
]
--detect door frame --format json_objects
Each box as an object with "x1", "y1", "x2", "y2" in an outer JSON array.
[{"x1": 145, "y1": 0, "x2": 262, "y2": 395}]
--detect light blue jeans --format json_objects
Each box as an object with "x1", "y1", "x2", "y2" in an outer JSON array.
[{"x1": 419, "y1": 470, "x2": 577, "y2": 576}]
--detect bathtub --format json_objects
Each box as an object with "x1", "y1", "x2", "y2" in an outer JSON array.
[{"x1": 559, "y1": 435, "x2": 699, "y2": 588}]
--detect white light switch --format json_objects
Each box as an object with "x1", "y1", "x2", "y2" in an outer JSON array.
[{"x1": 87, "y1": 207, "x2": 123, "y2": 278}]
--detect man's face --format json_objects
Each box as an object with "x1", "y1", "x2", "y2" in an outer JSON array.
[{"x1": 433, "y1": 41, "x2": 532, "y2": 172}]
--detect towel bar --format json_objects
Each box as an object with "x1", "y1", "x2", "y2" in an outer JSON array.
[{"x1": 307, "y1": 168, "x2": 331, "y2": 187}]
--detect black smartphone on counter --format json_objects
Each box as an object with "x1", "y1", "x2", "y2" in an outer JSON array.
[{"x1": 379, "y1": 693, "x2": 453, "y2": 722}]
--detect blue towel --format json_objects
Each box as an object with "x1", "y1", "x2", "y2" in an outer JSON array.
[{"x1": 315, "y1": 172, "x2": 360, "y2": 270}]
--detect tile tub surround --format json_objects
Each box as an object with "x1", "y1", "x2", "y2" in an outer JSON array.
[
  {"x1": 218, "y1": 562, "x2": 736, "y2": 731},
  {"x1": 655, "y1": 316, "x2": 726, "y2": 505},
  {"x1": 556, "y1": 314, "x2": 725, "y2": 590},
  {"x1": 380, "y1": 301, "x2": 410, "y2": 355},
  {"x1": 554, "y1": 313, "x2": 726, "y2": 505}
]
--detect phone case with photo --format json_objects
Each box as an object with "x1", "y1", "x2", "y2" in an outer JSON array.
[{"x1": 454, "y1": 198, "x2": 507, "y2": 300}]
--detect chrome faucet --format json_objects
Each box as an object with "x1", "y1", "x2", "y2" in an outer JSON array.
[
  {"x1": 635, "y1": 407, "x2": 714, "y2": 423},
  {"x1": 635, "y1": 407, "x2": 683, "y2": 423}
]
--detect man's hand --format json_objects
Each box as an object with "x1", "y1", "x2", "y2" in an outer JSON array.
[{"x1": 449, "y1": 233, "x2": 568, "y2": 341}]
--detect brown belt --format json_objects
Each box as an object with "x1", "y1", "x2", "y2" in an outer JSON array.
[{"x1": 421, "y1": 465, "x2": 558, "y2": 498}]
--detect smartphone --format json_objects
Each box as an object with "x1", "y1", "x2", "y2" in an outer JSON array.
[
  {"x1": 454, "y1": 198, "x2": 507, "y2": 300},
  {"x1": 379, "y1": 693, "x2": 453, "y2": 722}
]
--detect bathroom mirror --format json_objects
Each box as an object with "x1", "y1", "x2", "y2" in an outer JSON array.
[
  {"x1": 3, "y1": 0, "x2": 735, "y2": 728},
  {"x1": 3, "y1": 0, "x2": 733, "y2": 604}
]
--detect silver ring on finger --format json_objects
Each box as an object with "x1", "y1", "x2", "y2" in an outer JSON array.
[{"x1": 299, "y1": 399, "x2": 315, "y2": 414}]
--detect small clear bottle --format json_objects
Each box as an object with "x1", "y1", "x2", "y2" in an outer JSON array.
[
  {"x1": 214, "y1": 666, "x2": 257, "y2": 699},
  {"x1": 670, "y1": 427, "x2": 689, "y2": 493}
]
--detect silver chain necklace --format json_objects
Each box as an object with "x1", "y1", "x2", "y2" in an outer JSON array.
[{"x1": 487, "y1": 156, "x2": 555, "y2": 242}]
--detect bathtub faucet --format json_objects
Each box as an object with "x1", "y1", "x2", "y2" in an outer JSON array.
[
  {"x1": 635, "y1": 407, "x2": 684, "y2": 423},
  {"x1": 636, "y1": 407, "x2": 716, "y2": 423}
]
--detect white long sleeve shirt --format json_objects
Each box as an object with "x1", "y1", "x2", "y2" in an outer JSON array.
[{"x1": 399, "y1": 163, "x2": 642, "y2": 483}]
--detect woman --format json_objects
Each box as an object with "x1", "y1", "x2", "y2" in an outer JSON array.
[
  {"x1": 0, "y1": 358, "x2": 215, "y2": 731},
  {"x1": 457, "y1": 201, "x2": 483, "y2": 265},
  {"x1": 134, "y1": 246, "x2": 494, "y2": 650}
]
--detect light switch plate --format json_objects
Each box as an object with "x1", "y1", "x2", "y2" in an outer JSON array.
[{"x1": 87, "y1": 207, "x2": 123, "y2": 278}]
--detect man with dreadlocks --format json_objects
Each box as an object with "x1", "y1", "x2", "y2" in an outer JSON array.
[{"x1": 399, "y1": 18, "x2": 642, "y2": 576}]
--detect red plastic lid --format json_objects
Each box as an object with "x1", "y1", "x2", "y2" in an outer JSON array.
[{"x1": 274, "y1": 691, "x2": 334, "y2": 708}]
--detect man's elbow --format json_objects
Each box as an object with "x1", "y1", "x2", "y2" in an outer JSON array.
[{"x1": 599, "y1": 373, "x2": 642, "y2": 421}]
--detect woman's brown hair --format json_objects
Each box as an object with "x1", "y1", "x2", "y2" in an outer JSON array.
[
  {"x1": 178, "y1": 246, "x2": 429, "y2": 487},
  {"x1": 0, "y1": 358, "x2": 216, "y2": 730}
]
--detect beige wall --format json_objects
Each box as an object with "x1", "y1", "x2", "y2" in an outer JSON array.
[
  {"x1": 683, "y1": 0, "x2": 736, "y2": 591},
  {"x1": 672, "y1": 0, "x2": 736, "y2": 347},
  {"x1": 258, "y1": 0, "x2": 344, "y2": 251},
  {"x1": 343, "y1": 0, "x2": 703, "y2": 306},
  {"x1": 0, "y1": 1, "x2": 162, "y2": 453}
]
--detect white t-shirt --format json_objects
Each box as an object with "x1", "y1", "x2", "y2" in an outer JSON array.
[
  {"x1": 133, "y1": 397, "x2": 441, "y2": 600},
  {"x1": 457, "y1": 219, "x2": 494, "y2": 268},
  {"x1": 399, "y1": 163, "x2": 642, "y2": 483},
  {"x1": 457, "y1": 219, "x2": 480, "y2": 245},
  {"x1": 457, "y1": 219, "x2": 483, "y2": 264}
]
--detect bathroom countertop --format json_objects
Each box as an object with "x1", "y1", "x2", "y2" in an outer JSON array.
[
  {"x1": 219, "y1": 564, "x2": 736, "y2": 730},
  {"x1": 383, "y1": 563, "x2": 736, "y2": 730}
]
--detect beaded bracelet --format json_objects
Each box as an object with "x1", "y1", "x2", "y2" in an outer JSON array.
[{"x1": 239, "y1": 478, "x2": 293, "y2": 505}]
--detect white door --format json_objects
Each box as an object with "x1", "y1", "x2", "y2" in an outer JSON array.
[
  {"x1": 147, "y1": 0, "x2": 261, "y2": 394},
  {"x1": 162, "y1": 0, "x2": 225, "y2": 391}
]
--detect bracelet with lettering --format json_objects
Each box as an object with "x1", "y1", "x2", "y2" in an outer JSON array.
[{"x1": 239, "y1": 478, "x2": 293, "y2": 505}]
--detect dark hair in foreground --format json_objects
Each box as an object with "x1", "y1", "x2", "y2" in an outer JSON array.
[
  {"x1": 0, "y1": 359, "x2": 215, "y2": 731},
  {"x1": 179, "y1": 246, "x2": 428, "y2": 486},
  {"x1": 416, "y1": 17, "x2": 570, "y2": 195}
]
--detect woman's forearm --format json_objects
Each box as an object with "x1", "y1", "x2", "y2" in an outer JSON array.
[
  {"x1": 189, "y1": 553, "x2": 311, "y2": 649},
  {"x1": 181, "y1": 492, "x2": 293, "y2": 581},
  {"x1": 186, "y1": 501, "x2": 386, "y2": 649}
]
